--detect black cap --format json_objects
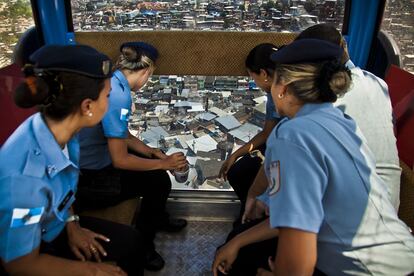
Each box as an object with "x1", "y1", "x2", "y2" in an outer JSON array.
[
  {"x1": 13, "y1": 27, "x2": 43, "y2": 67},
  {"x1": 29, "y1": 44, "x2": 112, "y2": 78},
  {"x1": 120, "y1": 41, "x2": 159, "y2": 61},
  {"x1": 270, "y1": 39, "x2": 343, "y2": 64}
]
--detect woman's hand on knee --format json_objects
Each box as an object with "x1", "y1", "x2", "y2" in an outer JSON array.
[
  {"x1": 67, "y1": 223, "x2": 110, "y2": 262},
  {"x1": 212, "y1": 241, "x2": 239, "y2": 276}
]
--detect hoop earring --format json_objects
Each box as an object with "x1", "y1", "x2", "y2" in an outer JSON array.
[{"x1": 278, "y1": 94, "x2": 284, "y2": 99}]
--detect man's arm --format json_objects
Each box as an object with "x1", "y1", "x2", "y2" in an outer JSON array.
[
  {"x1": 273, "y1": 228, "x2": 317, "y2": 276},
  {"x1": 233, "y1": 218, "x2": 278, "y2": 247}
]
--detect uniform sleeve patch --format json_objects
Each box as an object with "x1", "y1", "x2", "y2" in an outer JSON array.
[
  {"x1": 268, "y1": 161, "x2": 281, "y2": 196},
  {"x1": 10, "y1": 207, "x2": 44, "y2": 228},
  {"x1": 120, "y1": 108, "x2": 130, "y2": 122}
]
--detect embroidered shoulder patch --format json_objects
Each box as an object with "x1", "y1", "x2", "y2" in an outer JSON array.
[
  {"x1": 268, "y1": 161, "x2": 281, "y2": 196},
  {"x1": 10, "y1": 207, "x2": 44, "y2": 228}
]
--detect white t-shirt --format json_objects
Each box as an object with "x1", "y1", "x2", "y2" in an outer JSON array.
[{"x1": 334, "y1": 61, "x2": 401, "y2": 210}]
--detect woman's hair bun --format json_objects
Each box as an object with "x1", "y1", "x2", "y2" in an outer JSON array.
[
  {"x1": 317, "y1": 61, "x2": 351, "y2": 102},
  {"x1": 121, "y1": 46, "x2": 139, "y2": 62},
  {"x1": 14, "y1": 77, "x2": 49, "y2": 108}
]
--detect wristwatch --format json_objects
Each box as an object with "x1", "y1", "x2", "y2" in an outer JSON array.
[{"x1": 66, "y1": 214, "x2": 80, "y2": 223}]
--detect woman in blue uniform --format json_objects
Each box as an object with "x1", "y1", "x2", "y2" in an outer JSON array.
[
  {"x1": 0, "y1": 45, "x2": 144, "y2": 275},
  {"x1": 213, "y1": 39, "x2": 414, "y2": 275},
  {"x1": 219, "y1": 43, "x2": 280, "y2": 224},
  {"x1": 77, "y1": 42, "x2": 188, "y2": 271}
]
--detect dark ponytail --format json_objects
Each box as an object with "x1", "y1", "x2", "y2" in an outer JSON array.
[
  {"x1": 14, "y1": 67, "x2": 105, "y2": 121},
  {"x1": 14, "y1": 65, "x2": 50, "y2": 108}
]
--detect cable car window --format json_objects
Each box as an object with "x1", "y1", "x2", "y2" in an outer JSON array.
[
  {"x1": 131, "y1": 74, "x2": 266, "y2": 191},
  {"x1": 71, "y1": 0, "x2": 346, "y2": 32},
  {"x1": 70, "y1": 0, "x2": 346, "y2": 191},
  {"x1": 0, "y1": 0, "x2": 34, "y2": 69},
  {"x1": 381, "y1": 0, "x2": 414, "y2": 74}
]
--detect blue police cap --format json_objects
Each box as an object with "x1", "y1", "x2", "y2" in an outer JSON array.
[
  {"x1": 120, "y1": 42, "x2": 159, "y2": 61},
  {"x1": 29, "y1": 44, "x2": 112, "y2": 78},
  {"x1": 270, "y1": 39, "x2": 343, "y2": 64}
]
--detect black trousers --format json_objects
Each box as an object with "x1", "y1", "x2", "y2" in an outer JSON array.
[
  {"x1": 227, "y1": 144, "x2": 266, "y2": 219},
  {"x1": 218, "y1": 218, "x2": 326, "y2": 276},
  {"x1": 76, "y1": 152, "x2": 172, "y2": 251},
  {"x1": 40, "y1": 216, "x2": 144, "y2": 276}
]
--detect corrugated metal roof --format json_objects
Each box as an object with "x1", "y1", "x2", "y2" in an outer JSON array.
[
  {"x1": 175, "y1": 134, "x2": 196, "y2": 149},
  {"x1": 209, "y1": 107, "x2": 228, "y2": 117},
  {"x1": 155, "y1": 105, "x2": 169, "y2": 114},
  {"x1": 141, "y1": 126, "x2": 169, "y2": 144},
  {"x1": 136, "y1": 97, "x2": 150, "y2": 104},
  {"x1": 215, "y1": 115, "x2": 241, "y2": 130},
  {"x1": 174, "y1": 101, "x2": 202, "y2": 108},
  {"x1": 185, "y1": 135, "x2": 218, "y2": 153},
  {"x1": 253, "y1": 101, "x2": 266, "y2": 114},
  {"x1": 188, "y1": 104, "x2": 204, "y2": 112},
  {"x1": 195, "y1": 112, "x2": 217, "y2": 121},
  {"x1": 180, "y1": 88, "x2": 190, "y2": 97},
  {"x1": 229, "y1": 123, "x2": 262, "y2": 143},
  {"x1": 254, "y1": 95, "x2": 267, "y2": 105}
]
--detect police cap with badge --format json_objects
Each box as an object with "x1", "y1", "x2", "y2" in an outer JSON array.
[
  {"x1": 16, "y1": 44, "x2": 113, "y2": 108},
  {"x1": 29, "y1": 44, "x2": 113, "y2": 78}
]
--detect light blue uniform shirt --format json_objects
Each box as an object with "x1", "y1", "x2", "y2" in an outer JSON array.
[
  {"x1": 265, "y1": 103, "x2": 414, "y2": 275},
  {"x1": 79, "y1": 70, "x2": 132, "y2": 169},
  {"x1": 0, "y1": 113, "x2": 79, "y2": 262},
  {"x1": 265, "y1": 93, "x2": 280, "y2": 121}
]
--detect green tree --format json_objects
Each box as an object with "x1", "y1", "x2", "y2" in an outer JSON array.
[{"x1": 0, "y1": 0, "x2": 31, "y2": 18}]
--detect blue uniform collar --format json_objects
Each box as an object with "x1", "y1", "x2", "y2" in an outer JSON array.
[
  {"x1": 295, "y1": 103, "x2": 333, "y2": 118},
  {"x1": 114, "y1": 70, "x2": 130, "y2": 91},
  {"x1": 32, "y1": 113, "x2": 78, "y2": 178}
]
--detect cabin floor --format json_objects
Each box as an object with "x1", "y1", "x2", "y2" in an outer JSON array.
[
  {"x1": 146, "y1": 192, "x2": 239, "y2": 276},
  {"x1": 146, "y1": 220, "x2": 233, "y2": 276}
]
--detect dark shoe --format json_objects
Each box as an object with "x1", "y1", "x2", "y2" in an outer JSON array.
[
  {"x1": 144, "y1": 250, "x2": 165, "y2": 271},
  {"x1": 158, "y1": 218, "x2": 187, "y2": 232}
]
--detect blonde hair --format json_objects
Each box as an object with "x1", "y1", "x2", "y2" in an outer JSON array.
[
  {"x1": 115, "y1": 46, "x2": 155, "y2": 71},
  {"x1": 274, "y1": 61, "x2": 351, "y2": 103}
]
